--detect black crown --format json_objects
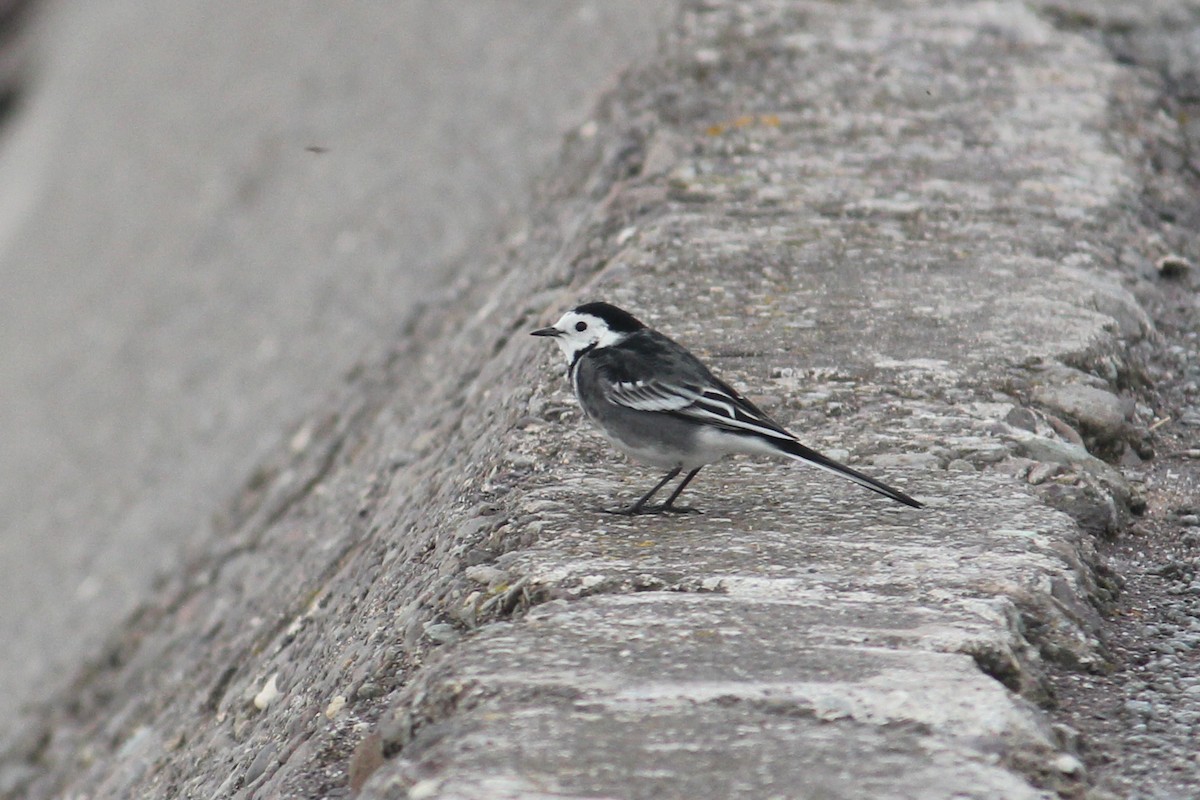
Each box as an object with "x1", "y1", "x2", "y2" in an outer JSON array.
[{"x1": 573, "y1": 302, "x2": 646, "y2": 333}]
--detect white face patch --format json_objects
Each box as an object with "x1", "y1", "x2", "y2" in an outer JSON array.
[{"x1": 547, "y1": 311, "x2": 626, "y2": 363}]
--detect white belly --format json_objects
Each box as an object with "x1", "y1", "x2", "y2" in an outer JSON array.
[{"x1": 600, "y1": 424, "x2": 782, "y2": 471}]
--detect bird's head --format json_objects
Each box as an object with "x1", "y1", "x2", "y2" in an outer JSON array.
[{"x1": 530, "y1": 301, "x2": 646, "y2": 363}]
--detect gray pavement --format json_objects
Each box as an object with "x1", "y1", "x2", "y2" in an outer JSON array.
[
  {"x1": 1, "y1": 0, "x2": 1194, "y2": 798},
  {"x1": 0, "y1": 0, "x2": 676, "y2": 730}
]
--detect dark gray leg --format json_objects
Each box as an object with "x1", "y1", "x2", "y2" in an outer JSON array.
[
  {"x1": 603, "y1": 467, "x2": 681, "y2": 515},
  {"x1": 660, "y1": 467, "x2": 703, "y2": 514}
]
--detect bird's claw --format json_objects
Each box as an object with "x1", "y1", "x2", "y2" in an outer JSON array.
[{"x1": 598, "y1": 503, "x2": 702, "y2": 516}]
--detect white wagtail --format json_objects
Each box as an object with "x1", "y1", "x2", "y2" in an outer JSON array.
[{"x1": 531, "y1": 301, "x2": 923, "y2": 514}]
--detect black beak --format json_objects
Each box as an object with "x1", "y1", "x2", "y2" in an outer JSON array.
[{"x1": 530, "y1": 326, "x2": 560, "y2": 337}]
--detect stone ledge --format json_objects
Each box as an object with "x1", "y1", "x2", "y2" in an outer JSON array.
[{"x1": 2, "y1": 1, "x2": 1181, "y2": 798}]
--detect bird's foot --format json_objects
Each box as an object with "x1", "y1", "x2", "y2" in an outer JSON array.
[
  {"x1": 598, "y1": 504, "x2": 650, "y2": 516},
  {"x1": 598, "y1": 503, "x2": 702, "y2": 516}
]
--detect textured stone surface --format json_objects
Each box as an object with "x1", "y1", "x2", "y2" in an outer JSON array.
[
  {"x1": 0, "y1": 0, "x2": 1188, "y2": 797},
  {"x1": 1034, "y1": 384, "x2": 1128, "y2": 444},
  {"x1": 0, "y1": 0, "x2": 675, "y2": 730}
]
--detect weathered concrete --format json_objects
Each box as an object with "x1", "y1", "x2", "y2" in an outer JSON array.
[
  {"x1": 1, "y1": 0, "x2": 1189, "y2": 797},
  {"x1": 0, "y1": 0, "x2": 675, "y2": 732}
]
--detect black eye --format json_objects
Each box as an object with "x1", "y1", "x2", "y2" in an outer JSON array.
[{"x1": 575, "y1": 321, "x2": 588, "y2": 332}]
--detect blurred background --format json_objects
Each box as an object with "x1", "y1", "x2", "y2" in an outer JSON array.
[{"x1": 0, "y1": 0, "x2": 676, "y2": 730}]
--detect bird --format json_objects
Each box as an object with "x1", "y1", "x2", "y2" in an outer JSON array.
[{"x1": 530, "y1": 301, "x2": 923, "y2": 515}]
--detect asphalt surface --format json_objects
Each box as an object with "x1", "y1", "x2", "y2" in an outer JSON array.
[
  {"x1": 1039, "y1": 10, "x2": 1200, "y2": 794},
  {"x1": 0, "y1": 0, "x2": 676, "y2": 731}
]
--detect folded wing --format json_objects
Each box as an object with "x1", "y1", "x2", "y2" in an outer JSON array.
[{"x1": 606, "y1": 378, "x2": 795, "y2": 443}]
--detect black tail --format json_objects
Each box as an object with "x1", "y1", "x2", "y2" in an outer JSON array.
[{"x1": 777, "y1": 438, "x2": 923, "y2": 508}]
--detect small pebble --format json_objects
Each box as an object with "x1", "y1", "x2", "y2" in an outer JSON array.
[
  {"x1": 253, "y1": 673, "x2": 280, "y2": 711},
  {"x1": 1027, "y1": 462, "x2": 1062, "y2": 485},
  {"x1": 356, "y1": 681, "x2": 384, "y2": 700},
  {"x1": 1124, "y1": 699, "x2": 1154, "y2": 718},
  {"x1": 325, "y1": 695, "x2": 347, "y2": 719},
  {"x1": 423, "y1": 622, "x2": 460, "y2": 644},
  {"x1": 1156, "y1": 254, "x2": 1193, "y2": 278}
]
